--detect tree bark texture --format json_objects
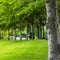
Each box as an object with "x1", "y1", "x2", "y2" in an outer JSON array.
[{"x1": 46, "y1": 0, "x2": 59, "y2": 60}]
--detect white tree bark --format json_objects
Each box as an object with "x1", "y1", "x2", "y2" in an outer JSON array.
[{"x1": 46, "y1": 0, "x2": 59, "y2": 60}]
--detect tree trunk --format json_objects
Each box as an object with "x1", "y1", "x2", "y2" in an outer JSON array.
[
  {"x1": 8, "y1": 29, "x2": 10, "y2": 40},
  {"x1": 14, "y1": 28, "x2": 16, "y2": 40},
  {"x1": 26, "y1": 23, "x2": 28, "y2": 40},
  {"x1": 0, "y1": 32, "x2": 1, "y2": 40},
  {"x1": 45, "y1": 27, "x2": 47, "y2": 40},
  {"x1": 37, "y1": 25, "x2": 39, "y2": 39},
  {"x1": 3, "y1": 30, "x2": 5, "y2": 40},
  {"x1": 1, "y1": 30, "x2": 3, "y2": 40},
  {"x1": 30, "y1": 24, "x2": 34, "y2": 39},
  {"x1": 38, "y1": 19, "x2": 42, "y2": 39},
  {"x1": 19, "y1": 27, "x2": 22, "y2": 40},
  {"x1": 46, "y1": 0, "x2": 59, "y2": 60},
  {"x1": 42, "y1": 26, "x2": 45, "y2": 39},
  {"x1": 56, "y1": 3, "x2": 60, "y2": 59},
  {"x1": 1, "y1": 29, "x2": 4, "y2": 40}
]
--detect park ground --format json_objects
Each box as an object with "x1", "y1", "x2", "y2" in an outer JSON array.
[{"x1": 0, "y1": 40, "x2": 48, "y2": 60}]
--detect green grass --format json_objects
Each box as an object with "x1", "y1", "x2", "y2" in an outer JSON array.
[{"x1": 0, "y1": 40, "x2": 48, "y2": 60}]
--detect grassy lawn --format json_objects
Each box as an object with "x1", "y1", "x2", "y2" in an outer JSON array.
[{"x1": 0, "y1": 40, "x2": 48, "y2": 60}]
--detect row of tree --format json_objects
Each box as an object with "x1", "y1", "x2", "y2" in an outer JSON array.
[{"x1": 0, "y1": 0, "x2": 46, "y2": 40}]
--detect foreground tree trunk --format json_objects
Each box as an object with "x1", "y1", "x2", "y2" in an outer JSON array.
[
  {"x1": 56, "y1": 3, "x2": 60, "y2": 59},
  {"x1": 46, "y1": 0, "x2": 59, "y2": 60}
]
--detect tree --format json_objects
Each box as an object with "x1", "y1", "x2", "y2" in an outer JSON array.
[
  {"x1": 0, "y1": 0, "x2": 46, "y2": 40},
  {"x1": 46, "y1": 0, "x2": 59, "y2": 60}
]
